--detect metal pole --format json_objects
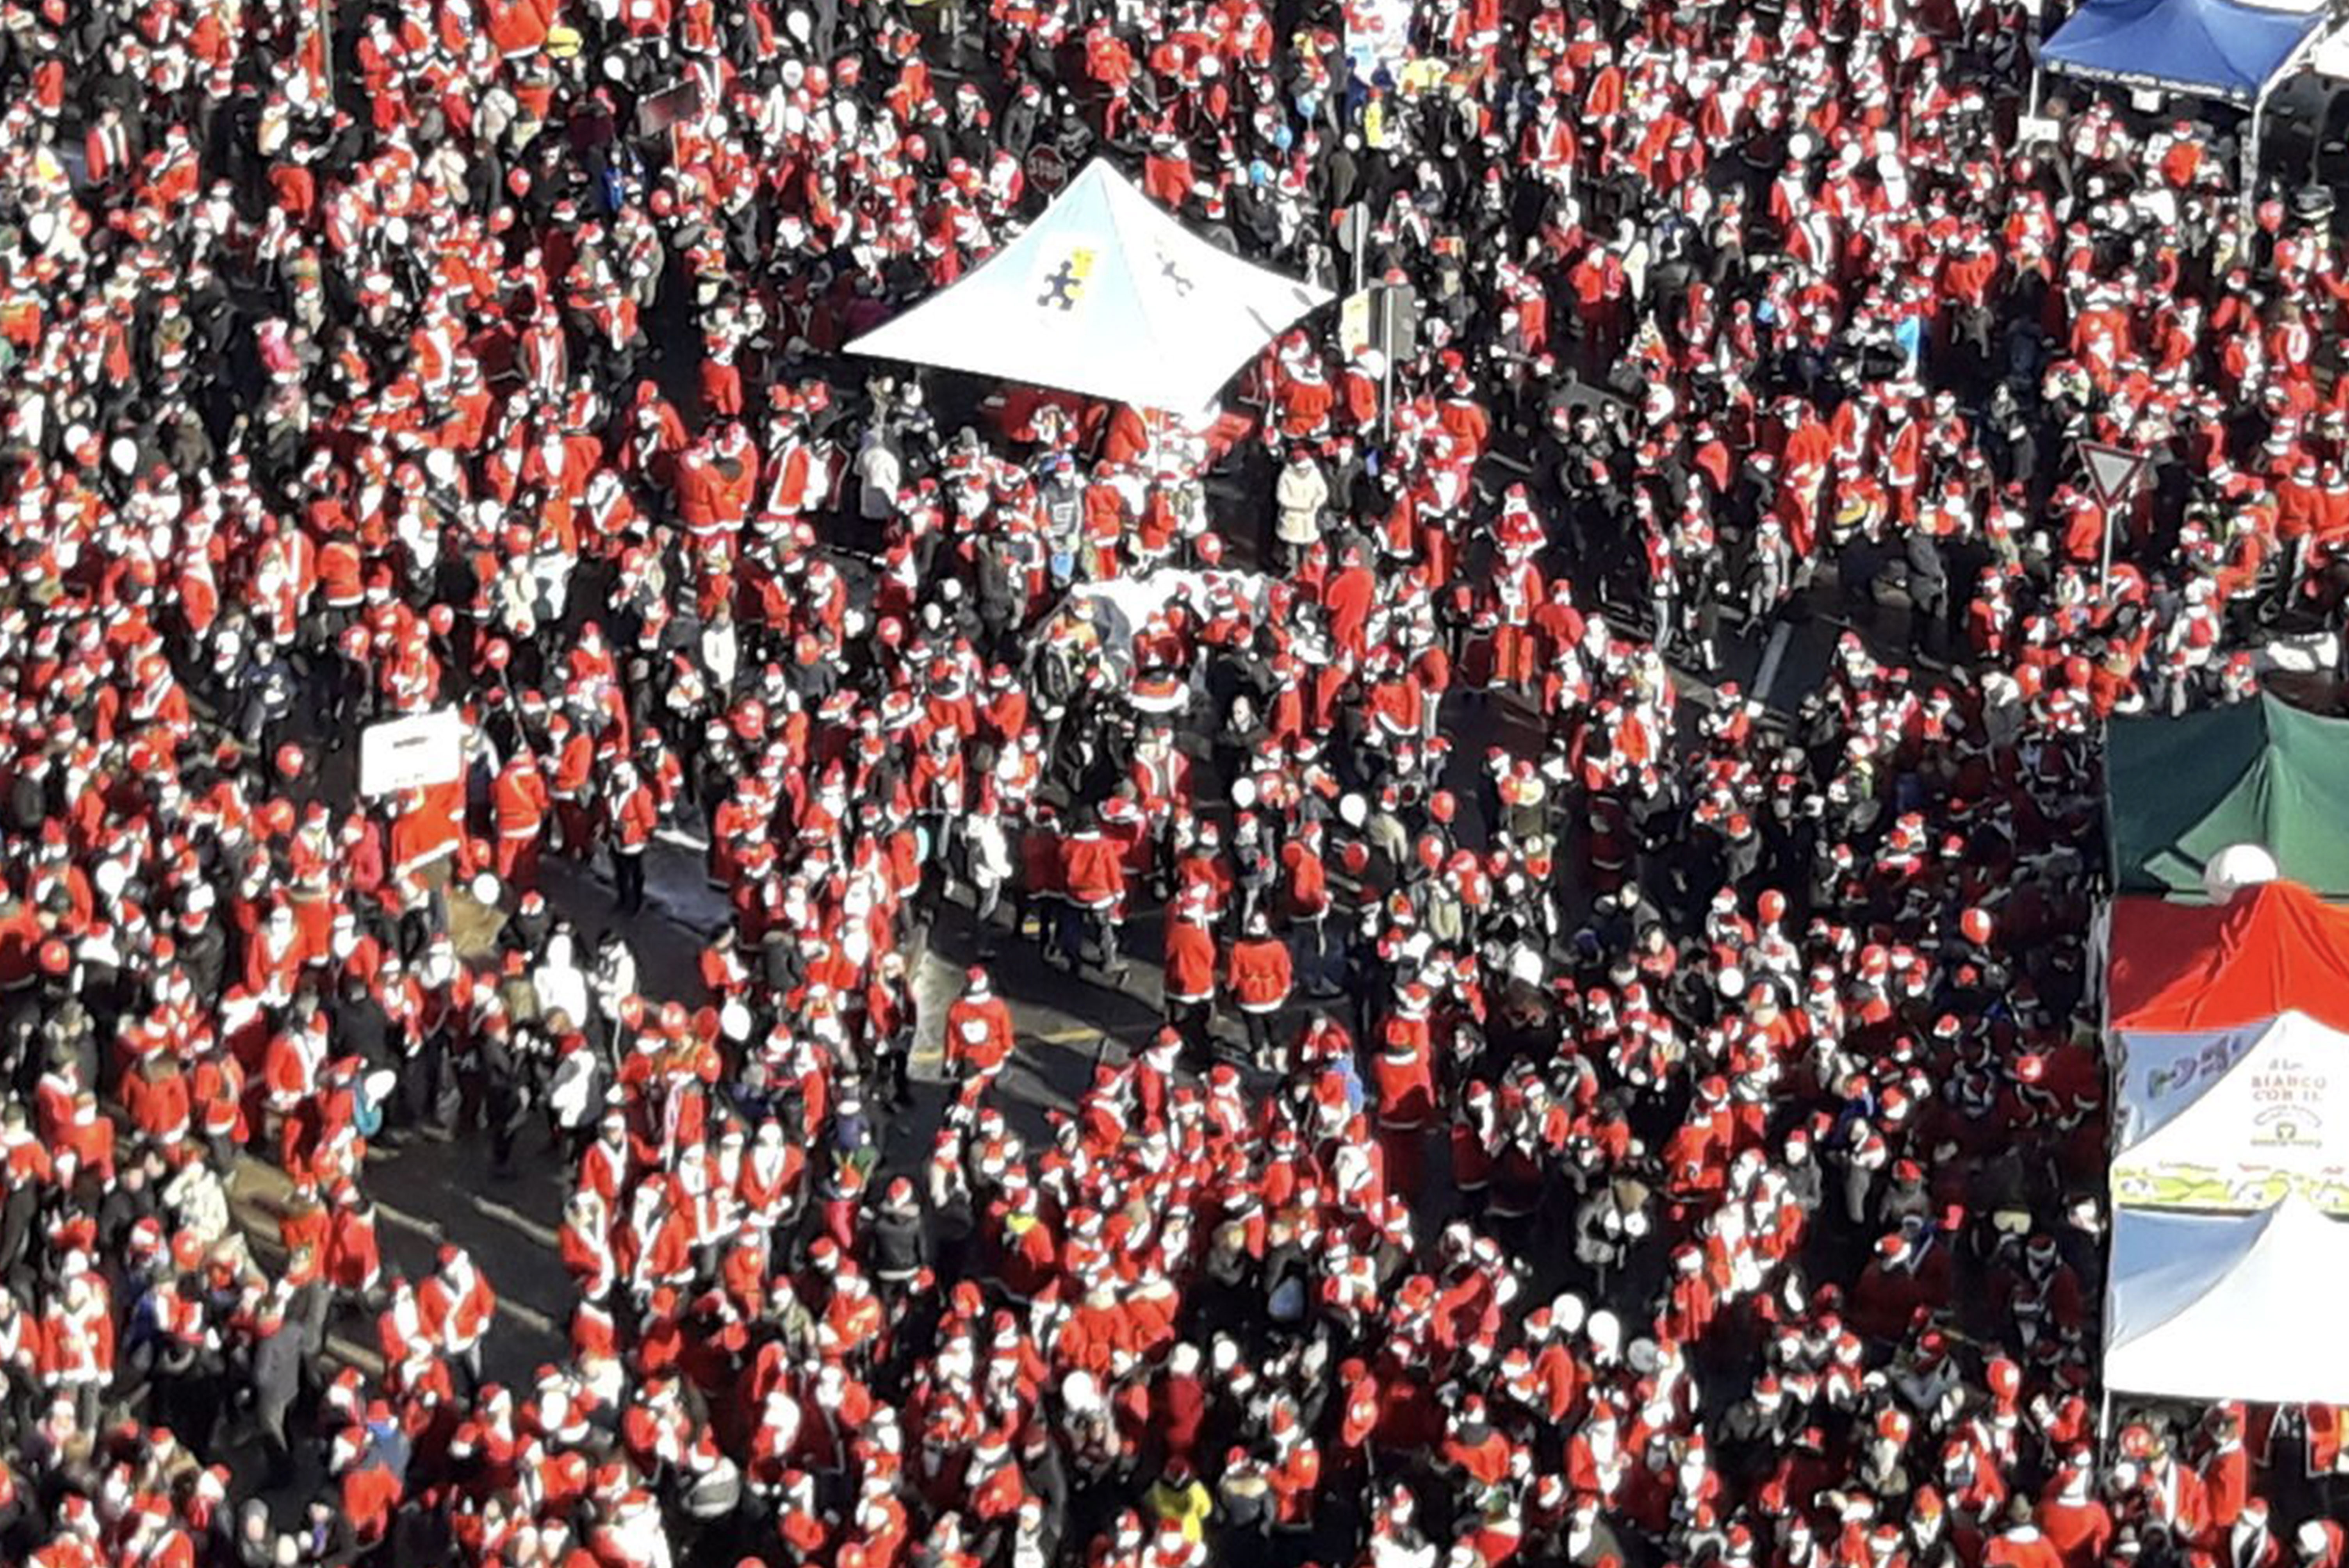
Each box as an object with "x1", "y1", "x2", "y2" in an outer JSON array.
[
  {"x1": 1377, "y1": 286, "x2": 1394, "y2": 443},
  {"x1": 2099, "y1": 497, "x2": 2116, "y2": 600},
  {"x1": 318, "y1": 0, "x2": 335, "y2": 100}
]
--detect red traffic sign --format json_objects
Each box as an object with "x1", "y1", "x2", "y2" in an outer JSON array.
[
  {"x1": 2078, "y1": 440, "x2": 2149, "y2": 508},
  {"x1": 1026, "y1": 146, "x2": 1068, "y2": 194}
]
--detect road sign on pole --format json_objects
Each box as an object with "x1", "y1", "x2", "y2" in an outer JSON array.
[
  {"x1": 2078, "y1": 440, "x2": 2149, "y2": 508},
  {"x1": 1339, "y1": 289, "x2": 1376, "y2": 359},
  {"x1": 2078, "y1": 439, "x2": 2149, "y2": 596}
]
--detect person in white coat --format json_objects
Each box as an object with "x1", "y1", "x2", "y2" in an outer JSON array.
[{"x1": 1274, "y1": 448, "x2": 1330, "y2": 570}]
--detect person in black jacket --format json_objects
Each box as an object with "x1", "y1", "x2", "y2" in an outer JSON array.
[
  {"x1": 477, "y1": 1019, "x2": 537, "y2": 1177},
  {"x1": 285, "y1": 1496, "x2": 357, "y2": 1567},
  {"x1": 870, "y1": 1178, "x2": 930, "y2": 1311},
  {"x1": 1017, "y1": 1422, "x2": 1071, "y2": 1561},
  {"x1": 243, "y1": 1301, "x2": 304, "y2": 1489},
  {"x1": 0, "y1": 1105, "x2": 39, "y2": 1294},
  {"x1": 1906, "y1": 528, "x2": 1950, "y2": 661},
  {"x1": 330, "y1": 973, "x2": 394, "y2": 1078},
  {"x1": 1215, "y1": 1454, "x2": 1278, "y2": 1568}
]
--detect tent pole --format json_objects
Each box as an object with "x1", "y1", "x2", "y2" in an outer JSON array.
[
  {"x1": 2244, "y1": 92, "x2": 2264, "y2": 219},
  {"x1": 2244, "y1": 62, "x2": 2291, "y2": 219},
  {"x1": 2098, "y1": 1388, "x2": 2116, "y2": 1457}
]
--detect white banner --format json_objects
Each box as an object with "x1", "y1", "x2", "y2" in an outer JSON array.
[{"x1": 359, "y1": 707, "x2": 469, "y2": 797}]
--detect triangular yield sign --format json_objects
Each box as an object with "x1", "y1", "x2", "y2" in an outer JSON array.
[{"x1": 2079, "y1": 440, "x2": 2149, "y2": 508}]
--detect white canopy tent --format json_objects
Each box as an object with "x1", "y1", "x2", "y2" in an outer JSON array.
[
  {"x1": 2105, "y1": 1197, "x2": 2349, "y2": 1404},
  {"x1": 846, "y1": 159, "x2": 1332, "y2": 413},
  {"x1": 2111, "y1": 1009, "x2": 2349, "y2": 1213}
]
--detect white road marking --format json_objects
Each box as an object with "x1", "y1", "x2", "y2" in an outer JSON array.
[
  {"x1": 328, "y1": 1335, "x2": 387, "y2": 1376},
  {"x1": 471, "y1": 1194, "x2": 562, "y2": 1248},
  {"x1": 1752, "y1": 620, "x2": 1795, "y2": 707},
  {"x1": 499, "y1": 1296, "x2": 558, "y2": 1335},
  {"x1": 374, "y1": 1200, "x2": 444, "y2": 1240}
]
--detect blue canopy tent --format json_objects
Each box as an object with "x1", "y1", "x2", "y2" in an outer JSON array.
[
  {"x1": 2041, "y1": 0, "x2": 2324, "y2": 102},
  {"x1": 2039, "y1": 0, "x2": 2329, "y2": 212}
]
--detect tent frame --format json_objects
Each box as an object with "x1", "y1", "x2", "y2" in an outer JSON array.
[
  {"x1": 2033, "y1": 1, "x2": 2329, "y2": 212},
  {"x1": 2240, "y1": 27, "x2": 2324, "y2": 214}
]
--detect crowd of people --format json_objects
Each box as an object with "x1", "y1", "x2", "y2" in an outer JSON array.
[{"x1": 2, "y1": 0, "x2": 2349, "y2": 1561}]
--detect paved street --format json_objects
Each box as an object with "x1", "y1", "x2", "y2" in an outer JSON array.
[
  {"x1": 203, "y1": 335, "x2": 1946, "y2": 1405},
  {"x1": 227, "y1": 837, "x2": 1179, "y2": 1392},
  {"x1": 231, "y1": 556, "x2": 1925, "y2": 1402},
  {"x1": 192, "y1": 544, "x2": 1934, "y2": 1528}
]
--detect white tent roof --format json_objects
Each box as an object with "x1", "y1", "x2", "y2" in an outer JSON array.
[
  {"x1": 845, "y1": 159, "x2": 1332, "y2": 412},
  {"x1": 2112, "y1": 1009, "x2": 2349, "y2": 1213},
  {"x1": 2107, "y1": 1197, "x2": 2349, "y2": 1404}
]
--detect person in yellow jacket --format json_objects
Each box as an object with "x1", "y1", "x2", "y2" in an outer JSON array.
[{"x1": 1144, "y1": 1458, "x2": 1213, "y2": 1544}]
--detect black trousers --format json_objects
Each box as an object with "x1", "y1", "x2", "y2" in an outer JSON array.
[
  {"x1": 614, "y1": 848, "x2": 647, "y2": 913},
  {"x1": 1167, "y1": 998, "x2": 1212, "y2": 1063}
]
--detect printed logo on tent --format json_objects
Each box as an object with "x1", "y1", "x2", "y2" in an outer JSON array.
[
  {"x1": 1035, "y1": 246, "x2": 1100, "y2": 312},
  {"x1": 2251, "y1": 1103, "x2": 2325, "y2": 1147},
  {"x1": 2249, "y1": 1059, "x2": 2326, "y2": 1149},
  {"x1": 1153, "y1": 246, "x2": 1196, "y2": 298},
  {"x1": 2144, "y1": 1035, "x2": 2255, "y2": 1102}
]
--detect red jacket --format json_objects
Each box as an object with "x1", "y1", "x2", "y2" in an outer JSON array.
[
  {"x1": 2034, "y1": 1497, "x2": 2112, "y2": 1568},
  {"x1": 342, "y1": 1457, "x2": 403, "y2": 1545},
  {"x1": 608, "y1": 784, "x2": 658, "y2": 850},
  {"x1": 946, "y1": 996, "x2": 1016, "y2": 1073},
  {"x1": 494, "y1": 757, "x2": 551, "y2": 837},
  {"x1": 1279, "y1": 842, "x2": 1329, "y2": 920},
  {"x1": 118, "y1": 1060, "x2": 191, "y2": 1143},
  {"x1": 1162, "y1": 914, "x2": 1218, "y2": 1004},
  {"x1": 1226, "y1": 937, "x2": 1292, "y2": 1012},
  {"x1": 1371, "y1": 1039, "x2": 1436, "y2": 1130},
  {"x1": 1060, "y1": 830, "x2": 1126, "y2": 909},
  {"x1": 419, "y1": 1268, "x2": 496, "y2": 1351},
  {"x1": 1984, "y1": 1528, "x2": 2064, "y2": 1568}
]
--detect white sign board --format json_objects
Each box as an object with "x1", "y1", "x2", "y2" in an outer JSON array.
[
  {"x1": 1339, "y1": 289, "x2": 1376, "y2": 358},
  {"x1": 1067, "y1": 567, "x2": 1273, "y2": 645},
  {"x1": 359, "y1": 707, "x2": 468, "y2": 797},
  {"x1": 2314, "y1": 27, "x2": 2349, "y2": 83},
  {"x1": 1344, "y1": 0, "x2": 1415, "y2": 78}
]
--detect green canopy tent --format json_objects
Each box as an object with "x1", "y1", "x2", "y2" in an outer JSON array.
[{"x1": 2107, "y1": 693, "x2": 2349, "y2": 900}]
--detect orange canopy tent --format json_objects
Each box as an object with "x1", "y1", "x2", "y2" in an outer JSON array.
[{"x1": 2108, "y1": 880, "x2": 2349, "y2": 1033}]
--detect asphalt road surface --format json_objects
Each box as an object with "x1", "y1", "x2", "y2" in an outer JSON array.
[
  {"x1": 203, "y1": 467, "x2": 1941, "y2": 1525},
  {"x1": 235, "y1": 564, "x2": 1918, "y2": 1376}
]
